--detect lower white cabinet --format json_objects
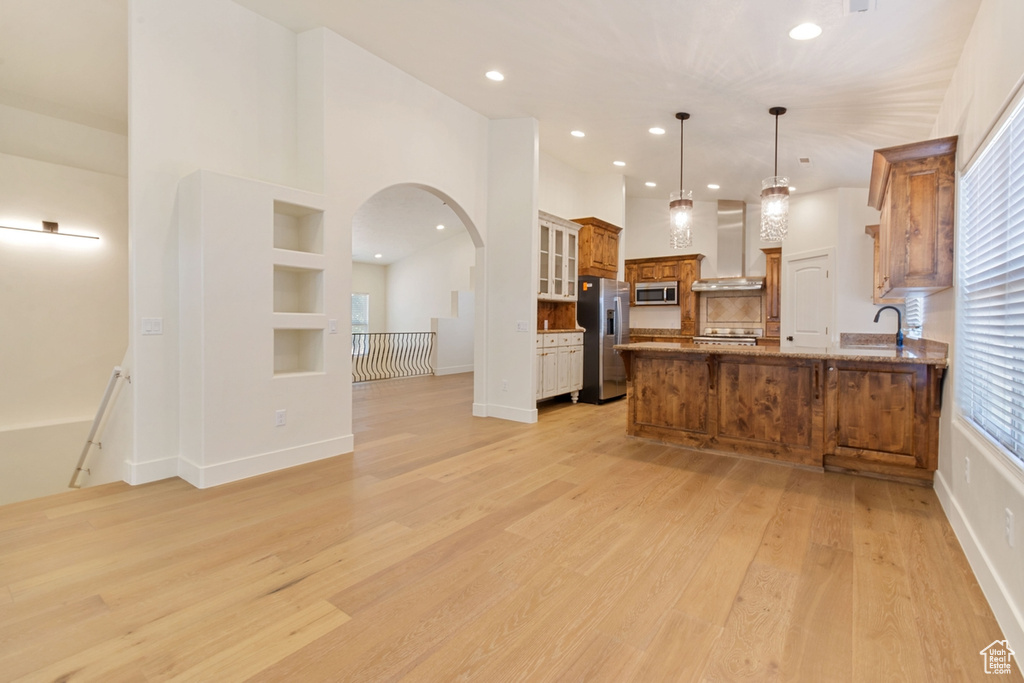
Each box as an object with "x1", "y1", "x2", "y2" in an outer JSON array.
[{"x1": 536, "y1": 331, "x2": 583, "y2": 403}]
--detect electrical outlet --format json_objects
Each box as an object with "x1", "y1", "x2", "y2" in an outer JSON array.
[
  {"x1": 501, "y1": 379, "x2": 509, "y2": 392},
  {"x1": 1006, "y1": 508, "x2": 1015, "y2": 548},
  {"x1": 964, "y1": 456, "x2": 970, "y2": 484},
  {"x1": 275, "y1": 409, "x2": 287, "y2": 427}
]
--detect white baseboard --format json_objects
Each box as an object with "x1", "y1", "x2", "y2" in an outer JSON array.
[
  {"x1": 479, "y1": 403, "x2": 538, "y2": 424},
  {"x1": 177, "y1": 435, "x2": 355, "y2": 489},
  {"x1": 435, "y1": 364, "x2": 473, "y2": 376},
  {"x1": 125, "y1": 456, "x2": 178, "y2": 485},
  {"x1": 935, "y1": 469, "x2": 1024, "y2": 653}
]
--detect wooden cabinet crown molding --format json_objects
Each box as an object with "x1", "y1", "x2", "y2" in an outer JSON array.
[
  {"x1": 867, "y1": 135, "x2": 957, "y2": 210},
  {"x1": 570, "y1": 216, "x2": 622, "y2": 235}
]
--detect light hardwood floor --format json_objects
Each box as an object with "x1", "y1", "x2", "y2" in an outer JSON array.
[{"x1": 1, "y1": 373, "x2": 1018, "y2": 682}]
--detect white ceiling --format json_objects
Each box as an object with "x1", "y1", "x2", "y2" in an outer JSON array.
[{"x1": 0, "y1": 0, "x2": 981, "y2": 258}]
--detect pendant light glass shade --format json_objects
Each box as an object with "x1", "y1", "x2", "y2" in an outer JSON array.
[
  {"x1": 759, "y1": 107, "x2": 789, "y2": 242},
  {"x1": 760, "y1": 177, "x2": 789, "y2": 242},
  {"x1": 669, "y1": 189, "x2": 694, "y2": 248},
  {"x1": 670, "y1": 112, "x2": 693, "y2": 249}
]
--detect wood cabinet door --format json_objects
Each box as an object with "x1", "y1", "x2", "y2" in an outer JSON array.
[
  {"x1": 679, "y1": 259, "x2": 697, "y2": 324},
  {"x1": 657, "y1": 261, "x2": 680, "y2": 281},
  {"x1": 632, "y1": 354, "x2": 711, "y2": 435},
  {"x1": 556, "y1": 345, "x2": 572, "y2": 394},
  {"x1": 716, "y1": 356, "x2": 823, "y2": 466},
  {"x1": 887, "y1": 153, "x2": 955, "y2": 291},
  {"x1": 569, "y1": 345, "x2": 583, "y2": 391},
  {"x1": 541, "y1": 349, "x2": 558, "y2": 397},
  {"x1": 638, "y1": 263, "x2": 658, "y2": 280},
  {"x1": 827, "y1": 361, "x2": 929, "y2": 469},
  {"x1": 624, "y1": 263, "x2": 638, "y2": 305}
]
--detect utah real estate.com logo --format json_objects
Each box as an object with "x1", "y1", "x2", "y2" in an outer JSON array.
[{"x1": 980, "y1": 640, "x2": 1016, "y2": 675}]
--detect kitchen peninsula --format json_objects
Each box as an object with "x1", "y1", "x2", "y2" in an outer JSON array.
[{"x1": 614, "y1": 337, "x2": 947, "y2": 485}]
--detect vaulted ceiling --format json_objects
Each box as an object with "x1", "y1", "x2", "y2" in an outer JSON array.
[{"x1": 0, "y1": 0, "x2": 982, "y2": 262}]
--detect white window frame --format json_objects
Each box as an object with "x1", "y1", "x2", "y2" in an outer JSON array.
[{"x1": 955, "y1": 92, "x2": 1024, "y2": 472}]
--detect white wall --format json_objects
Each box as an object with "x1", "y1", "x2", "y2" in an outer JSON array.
[
  {"x1": 432, "y1": 291, "x2": 475, "y2": 376},
  {"x1": 539, "y1": 152, "x2": 627, "y2": 276},
  {"x1": 126, "y1": 1, "x2": 540, "y2": 487},
  {"x1": 925, "y1": 0, "x2": 1024, "y2": 652},
  {"x1": 351, "y1": 262, "x2": 387, "y2": 333},
  {"x1": 482, "y1": 118, "x2": 539, "y2": 423},
  {"x1": 0, "y1": 151, "x2": 128, "y2": 504},
  {"x1": 0, "y1": 104, "x2": 127, "y2": 177},
  {"x1": 127, "y1": 0, "x2": 303, "y2": 484},
  {"x1": 835, "y1": 188, "x2": 885, "y2": 334},
  {"x1": 386, "y1": 231, "x2": 475, "y2": 333}
]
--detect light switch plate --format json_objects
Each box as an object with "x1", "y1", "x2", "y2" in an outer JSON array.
[
  {"x1": 328, "y1": 319, "x2": 338, "y2": 334},
  {"x1": 142, "y1": 318, "x2": 163, "y2": 335}
]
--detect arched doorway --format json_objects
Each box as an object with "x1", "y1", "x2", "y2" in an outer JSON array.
[{"x1": 350, "y1": 184, "x2": 483, "y2": 405}]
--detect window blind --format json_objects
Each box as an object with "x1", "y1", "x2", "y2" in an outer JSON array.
[
  {"x1": 351, "y1": 293, "x2": 370, "y2": 334},
  {"x1": 957, "y1": 94, "x2": 1024, "y2": 467}
]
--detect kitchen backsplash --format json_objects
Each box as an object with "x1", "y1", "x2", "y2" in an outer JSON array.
[{"x1": 701, "y1": 291, "x2": 764, "y2": 329}]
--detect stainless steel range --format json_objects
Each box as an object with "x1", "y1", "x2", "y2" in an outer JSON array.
[{"x1": 692, "y1": 327, "x2": 763, "y2": 346}]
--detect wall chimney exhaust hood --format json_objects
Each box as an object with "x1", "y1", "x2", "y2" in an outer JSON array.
[{"x1": 691, "y1": 200, "x2": 765, "y2": 292}]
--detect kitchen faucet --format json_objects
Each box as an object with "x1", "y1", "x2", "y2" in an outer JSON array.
[{"x1": 873, "y1": 305, "x2": 903, "y2": 348}]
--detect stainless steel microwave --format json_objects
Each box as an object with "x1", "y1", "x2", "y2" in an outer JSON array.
[{"x1": 634, "y1": 281, "x2": 679, "y2": 305}]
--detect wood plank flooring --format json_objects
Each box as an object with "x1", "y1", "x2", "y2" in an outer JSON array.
[{"x1": 0, "y1": 373, "x2": 1017, "y2": 682}]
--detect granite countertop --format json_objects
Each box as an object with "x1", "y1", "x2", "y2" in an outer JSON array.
[
  {"x1": 629, "y1": 328, "x2": 687, "y2": 337},
  {"x1": 614, "y1": 335, "x2": 948, "y2": 366}
]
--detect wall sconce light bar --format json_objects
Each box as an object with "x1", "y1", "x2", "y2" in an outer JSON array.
[{"x1": 0, "y1": 221, "x2": 99, "y2": 240}]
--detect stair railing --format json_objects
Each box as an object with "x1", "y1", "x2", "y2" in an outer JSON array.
[{"x1": 69, "y1": 365, "x2": 129, "y2": 489}]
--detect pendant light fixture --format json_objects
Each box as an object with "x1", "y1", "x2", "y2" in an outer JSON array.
[
  {"x1": 760, "y1": 106, "x2": 789, "y2": 242},
  {"x1": 669, "y1": 112, "x2": 693, "y2": 249}
]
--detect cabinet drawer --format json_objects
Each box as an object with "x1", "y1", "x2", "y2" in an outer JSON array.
[
  {"x1": 542, "y1": 333, "x2": 560, "y2": 348},
  {"x1": 535, "y1": 334, "x2": 544, "y2": 349},
  {"x1": 569, "y1": 332, "x2": 584, "y2": 346}
]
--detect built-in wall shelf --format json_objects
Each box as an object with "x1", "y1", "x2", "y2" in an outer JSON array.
[
  {"x1": 273, "y1": 266, "x2": 324, "y2": 314},
  {"x1": 274, "y1": 328, "x2": 324, "y2": 376},
  {"x1": 272, "y1": 200, "x2": 327, "y2": 377},
  {"x1": 274, "y1": 201, "x2": 323, "y2": 254}
]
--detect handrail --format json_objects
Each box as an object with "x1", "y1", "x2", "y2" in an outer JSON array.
[
  {"x1": 69, "y1": 365, "x2": 129, "y2": 489},
  {"x1": 352, "y1": 332, "x2": 434, "y2": 382}
]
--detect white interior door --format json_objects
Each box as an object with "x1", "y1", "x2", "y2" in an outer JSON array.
[{"x1": 781, "y1": 248, "x2": 834, "y2": 348}]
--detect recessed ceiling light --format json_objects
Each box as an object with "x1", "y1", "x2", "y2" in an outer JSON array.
[
  {"x1": 789, "y1": 23, "x2": 822, "y2": 40},
  {"x1": 485, "y1": 70, "x2": 504, "y2": 81},
  {"x1": 707, "y1": 184, "x2": 720, "y2": 190},
  {"x1": 649, "y1": 127, "x2": 666, "y2": 135},
  {"x1": 571, "y1": 130, "x2": 585, "y2": 138},
  {"x1": 613, "y1": 161, "x2": 626, "y2": 167},
  {"x1": 374, "y1": 253, "x2": 383, "y2": 259},
  {"x1": 436, "y1": 224, "x2": 445, "y2": 230},
  {"x1": 645, "y1": 181, "x2": 657, "y2": 187},
  {"x1": 789, "y1": 186, "x2": 797, "y2": 192}
]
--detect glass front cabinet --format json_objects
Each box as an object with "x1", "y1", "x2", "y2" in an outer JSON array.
[{"x1": 538, "y1": 212, "x2": 580, "y2": 302}]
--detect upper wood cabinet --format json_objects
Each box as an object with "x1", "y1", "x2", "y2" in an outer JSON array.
[
  {"x1": 761, "y1": 247, "x2": 781, "y2": 339},
  {"x1": 538, "y1": 211, "x2": 580, "y2": 302},
  {"x1": 867, "y1": 136, "x2": 957, "y2": 301},
  {"x1": 572, "y1": 217, "x2": 622, "y2": 279},
  {"x1": 624, "y1": 254, "x2": 704, "y2": 335}
]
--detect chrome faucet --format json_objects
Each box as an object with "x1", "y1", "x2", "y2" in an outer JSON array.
[{"x1": 873, "y1": 305, "x2": 903, "y2": 347}]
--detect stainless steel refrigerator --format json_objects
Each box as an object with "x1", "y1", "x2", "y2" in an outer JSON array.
[{"x1": 577, "y1": 276, "x2": 630, "y2": 403}]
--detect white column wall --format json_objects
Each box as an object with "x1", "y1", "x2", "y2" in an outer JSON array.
[
  {"x1": 481, "y1": 118, "x2": 539, "y2": 423},
  {"x1": 925, "y1": 0, "x2": 1024, "y2": 651},
  {"x1": 127, "y1": 0, "x2": 303, "y2": 483}
]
